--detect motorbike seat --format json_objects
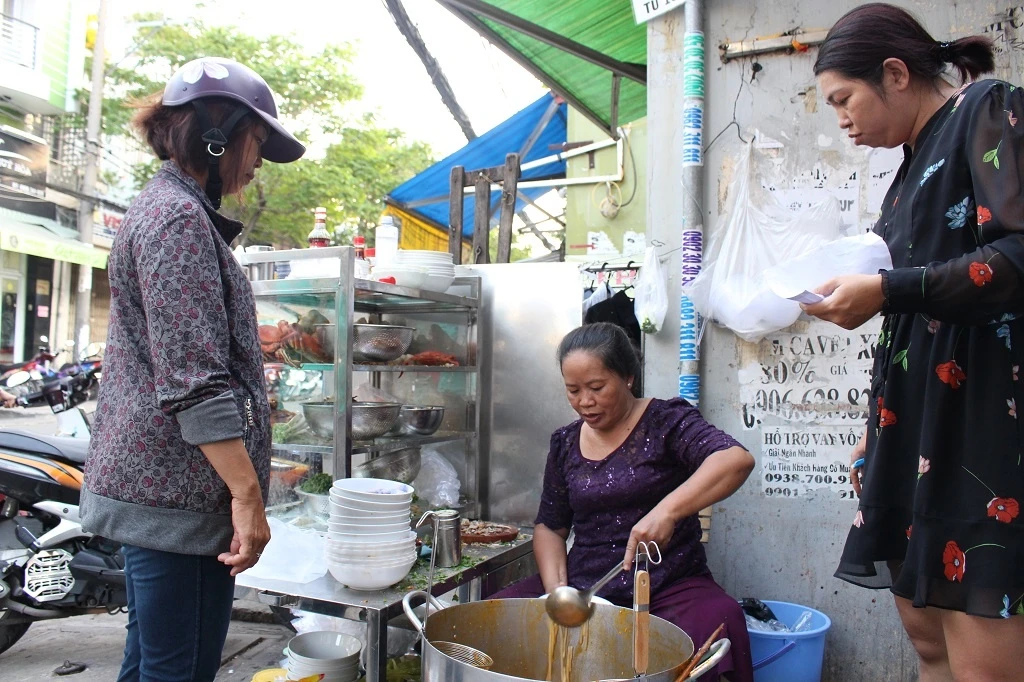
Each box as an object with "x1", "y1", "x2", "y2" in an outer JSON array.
[
  {"x1": 0, "y1": 429, "x2": 88, "y2": 465},
  {"x1": 0, "y1": 361, "x2": 26, "y2": 374}
]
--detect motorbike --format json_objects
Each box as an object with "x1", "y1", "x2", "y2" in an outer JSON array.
[
  {"x1": 0, "y1": 428, "x2": 126, "y2": 657},
  {"x1": 0, "y1": 338, "x2": 60, "y2": 401}
]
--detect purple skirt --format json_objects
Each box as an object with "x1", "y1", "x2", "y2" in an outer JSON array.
[{"x1": 491, "y1": 574, "x2": 753, "y2": 682}]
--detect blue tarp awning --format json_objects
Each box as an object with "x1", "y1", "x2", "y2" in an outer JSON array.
[{"x1": 386, "y1": 92, "x2": 567, "y2": 239}]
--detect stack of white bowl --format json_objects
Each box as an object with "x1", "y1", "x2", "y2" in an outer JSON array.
[
  {"x1": 285, "y1": 631, "x2": 361, "y2": 682},
  {"x1": 394, "y1": 250, "x2": 455, "y2": 293},
  {"x1": 326, "y1": 478, "x2": 418, "y2": 591}
]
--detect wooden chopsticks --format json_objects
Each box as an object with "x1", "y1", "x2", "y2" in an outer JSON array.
[{"x1": 674, "y1": 622, "x2": 725, "y2": 681}]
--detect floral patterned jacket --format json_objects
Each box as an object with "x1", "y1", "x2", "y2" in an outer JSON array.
[{"x1": 80, "y1": 161, "x2": 270, "y2": 556}]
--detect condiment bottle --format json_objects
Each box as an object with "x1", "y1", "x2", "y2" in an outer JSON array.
[
  {"x1": 307, "y1": 207, "x2": 330, "y2": 248},
  {"x1": 353, "y1": 235, "x2": 366, "y2": 260}
]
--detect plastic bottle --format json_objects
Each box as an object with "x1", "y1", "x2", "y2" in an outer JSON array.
[
  {"x1": 791, "y1": 610, "x2": 814, "y2": 632},
  {"x1": 375, "y1": 216, "x2": 399, "y2": 268},
  {"x1": 308, "y1": 207, "x2": 330, "y2": 248}
]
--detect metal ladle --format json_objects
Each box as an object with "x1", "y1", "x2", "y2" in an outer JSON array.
[{"x1": 545, "y1": 560, "x2": 626, "y2": 628}]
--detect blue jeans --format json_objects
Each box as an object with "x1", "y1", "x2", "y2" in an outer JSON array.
[{"x1": 117, "y1": 544, "x2": 235, "y2": 682}]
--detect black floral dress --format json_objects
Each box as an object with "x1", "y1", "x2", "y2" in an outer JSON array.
[{"x1": 835, "y1": 80, "x2": 1024, "y2": 618}]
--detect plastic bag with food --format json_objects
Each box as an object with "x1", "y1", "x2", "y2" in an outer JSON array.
[
  {"x1": 634, "y1": 246, "x2": 669, "y2": 333},
  {"x1": 412, "y1": 448, "x2": 461, "y2": 507}
]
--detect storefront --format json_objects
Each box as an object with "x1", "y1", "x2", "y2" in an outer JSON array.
[
  {"x1": 0, "y1": 213, "x2": 107, "y2": 362},
  {"x1": 0, "y1": 126, "x2": 109, "y2": 362}
]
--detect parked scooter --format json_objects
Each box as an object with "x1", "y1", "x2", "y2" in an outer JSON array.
[
  {"x1": 9, "y1": 342, "x2": 103, "y2": 439},
  {"x1": 0, "y1": 338, "x2": 60, "y2": 401},
  {"x1": 0, "y1": 429, "x2": 126, "y2": 657}
]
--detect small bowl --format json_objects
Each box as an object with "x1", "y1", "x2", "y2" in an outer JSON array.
[
  {"x1": 287, "y1": 631, "x2": 361, "y2": 666},
  {"x1": 391, "y1": 406, "x2": 444, "y2": 436},
  {"x1": 371, "y1": 266, "x2": 429, "y2": 289},
  {"x1": 332, "y1": 477, "x2": 414, "y2": 501},
  {"x1": 327, "y1": 556, "x2": 417, "y2": 590},
  {"x1": 327, "y1": 520, "x2": 410, "y2": 534},
  {"x1": 330, "y1": 509, "x2": 410, "y2": 526},
  {"x1": 329, "y1": 491, "x2": 410, "y2": 512}
]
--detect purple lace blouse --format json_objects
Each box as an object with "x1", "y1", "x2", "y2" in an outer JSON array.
[{"x1": 535, "y1": 398, "x2": 742, "y2": 603}]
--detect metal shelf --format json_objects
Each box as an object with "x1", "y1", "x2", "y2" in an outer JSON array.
[
  {"x1": 272, "y1": 431, "x2": 474, "y2": 457},
  {"x1": 298, "y1": 363, "x2": 476, "y2": 373},
  {"x1": 270, "y1": 443, "x2": 332, "y2": 455},
  {"x1": 352, "y1": 431, "x2": 474, "y2": 454},
  {"x1": 352, "y1": 364, "x2": 476, "y2": 373}
]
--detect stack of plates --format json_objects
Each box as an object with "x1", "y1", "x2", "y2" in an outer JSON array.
[
  {"x1": 326, "y1": 478, "x2": 418, "y2": 591},
  {"x1": 395, "y1": 250, "x2": 455, "y2": 292},
  {"x1": 285, "y1": 631, "x2": 361, "y2": 682}
]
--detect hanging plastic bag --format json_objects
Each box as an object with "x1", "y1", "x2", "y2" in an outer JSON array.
[
  {"x1": 634, "y1": 246, "x2": 668, "y2": 333},
  {"x1": 683, "y1": 140, "x2": 844, "y2": 342},
  {"x1": 412, "y1": 447, "x2": 461, "y2": 507}
]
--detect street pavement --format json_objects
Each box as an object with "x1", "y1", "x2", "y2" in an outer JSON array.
[{"x1": 0, "y1": 401, "x2": 299, "y2": 681}]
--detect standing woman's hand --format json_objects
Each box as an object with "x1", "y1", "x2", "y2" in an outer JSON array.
[
  {"x1": 850, "y1": 426, "x2": 868, "y2": 498},
  {"x1": 219, "y1": 494, "x2": 271, "y2": 576},
  {"x1": 802, "y1": 274, "x2": 885, "y2": 330}
]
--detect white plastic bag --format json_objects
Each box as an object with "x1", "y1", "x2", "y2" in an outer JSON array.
[
  {"x1": 683, "y1": 141, "x2": 844, "y2": 342},
  {"x1": 412, "y1": 447, "x2": 461, "y2": 507},
  {"x1": 634, "y1": 246, "x2": 668, "y2": 333},
  {"x1": 244, "y1": 517, "x2": 326, "y2": 583}
]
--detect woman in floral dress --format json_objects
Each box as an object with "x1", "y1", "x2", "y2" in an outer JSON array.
[{"x1": 804, "y1": 4, "x2": 1024, "y2": 680}]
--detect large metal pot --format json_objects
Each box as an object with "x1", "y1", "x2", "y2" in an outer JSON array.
[{"x1": 403, "y1": 592, "x2": 730, "y2": 682}]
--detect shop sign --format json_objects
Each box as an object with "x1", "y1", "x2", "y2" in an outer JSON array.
[
  {"x1": 0, "y1": 127, "x2": 48, "y2": 199},
  {"x1": 0, "y1": 228, "x2": 108, "y2": 269},
  {"x1": 92, "y1": 207, "x2": 124, "y2": 247},
  {"x1": 631, "y1": 0, "x2": 684, "y2": 24}
]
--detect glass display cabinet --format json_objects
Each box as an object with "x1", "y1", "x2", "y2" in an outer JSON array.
[{"x1": 241, "y1": 246, "x2": 483, "y2": 523}]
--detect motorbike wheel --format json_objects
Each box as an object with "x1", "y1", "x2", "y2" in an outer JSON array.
[{"x1": 0, "y1": 610, "x2": 30, "y2": 657}]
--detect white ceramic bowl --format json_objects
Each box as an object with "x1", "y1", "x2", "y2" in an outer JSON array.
[
  {"x1": 326, "y1": 530, "x2": 416, "y2": 548},
  {"x1": 332, "y1": 478, "x2": 414, "y2": 502},
  {"x1": 396, "y1": 250, "x2": 453, "y2": 261},
  {"x1": 287, "y1": 658, "x2": 359, "y2": 681},
  {"x1": 420, "y1": 273, "x2": 455, "y2": 293},
  {"x1": 327, "y1": 555, "x2": 417, "y2": 590},
  {"x1": 326, "y1": 540, "x2": 416, "y2": 560},
  {"x1": 321, "y1": 540, "x2": 413, "y2": 557},
  {"x1": 328, "y1": 520, "x2": 409, "y2": 534},
  {"x1": 327, "y1": 529, "x2": 411, "y2": 544},
  {"x1": 287, "y1": 630, "x2": 361, "y2": 665},
  {"x1": 329, "y1": 493, "x2": 411, "y2": 514},
  {"x1": 329, "y1": 508, "x2": 410, "y2": 525},
  {"x1": 370, "y1": 265, "x2": 429, "y2": 289}
]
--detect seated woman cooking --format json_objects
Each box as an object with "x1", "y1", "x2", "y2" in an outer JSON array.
[{"x1": 494, "y1": 323, "x2": 755, "y2": 682}]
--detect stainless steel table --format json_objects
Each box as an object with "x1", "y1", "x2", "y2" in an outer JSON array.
[{"x1": 234, "y1": 535, "x2": 535, "y2": 681}]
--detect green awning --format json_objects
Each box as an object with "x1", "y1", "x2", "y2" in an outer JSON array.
[
  {"x1": 0, "y1": 219, "x2": 108, "y2": 269},
  {"x1": 436, "y1": 0, "x2": 646, "y2": 137}
]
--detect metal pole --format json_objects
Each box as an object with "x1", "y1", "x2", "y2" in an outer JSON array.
[
  {"x1": 678, "y1": 0, "x2": 705, "y2": 405},
  {"x1": 74, "y1": 0, "x2": 108, "y2": 353}
]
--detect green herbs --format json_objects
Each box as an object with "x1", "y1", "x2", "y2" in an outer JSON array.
[{"x1": 299, "y1": 472, "x2": 333, "y2": 494}]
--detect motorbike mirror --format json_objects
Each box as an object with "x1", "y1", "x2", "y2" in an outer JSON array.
[
  {"x1": 85, "y1": 342, "x2": 103, "y2": 357},
  {"x1": 64, "y1": 340, "x2": 75, "y2": 349},
  {"x1": 39, "y1": 335, "x2": 48, "y2": 344},
  {"x1": 6, "y1": 370, "x2": 30, "y2": 388}
]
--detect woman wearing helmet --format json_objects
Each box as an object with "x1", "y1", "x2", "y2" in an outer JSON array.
[{"x1": 79, "y1": 57, "x2": 304, "y2": 682}]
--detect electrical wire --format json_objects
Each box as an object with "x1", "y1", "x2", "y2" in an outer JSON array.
[{"x1": 618, "y1": 127, "x2": 639, "y2": 208}]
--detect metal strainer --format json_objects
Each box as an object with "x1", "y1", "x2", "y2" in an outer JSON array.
[
  {"x1": 432, "y1": 641, "x2": 494, "y2": 669},
  {"x1": 352, "y1": 324, "x2": 415, "y2": 362},
  {"x1": 350, "y1": 401, "x2": 402, "y2": 440}
]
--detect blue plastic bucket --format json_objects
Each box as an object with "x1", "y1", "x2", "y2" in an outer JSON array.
[{"x1": 748, "y1": 600, "x2": 831, "y2": 682}]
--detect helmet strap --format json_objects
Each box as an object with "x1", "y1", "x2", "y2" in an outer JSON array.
[{"x1": 191, "y1": 100, "x2": 251, "y2": 210}]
